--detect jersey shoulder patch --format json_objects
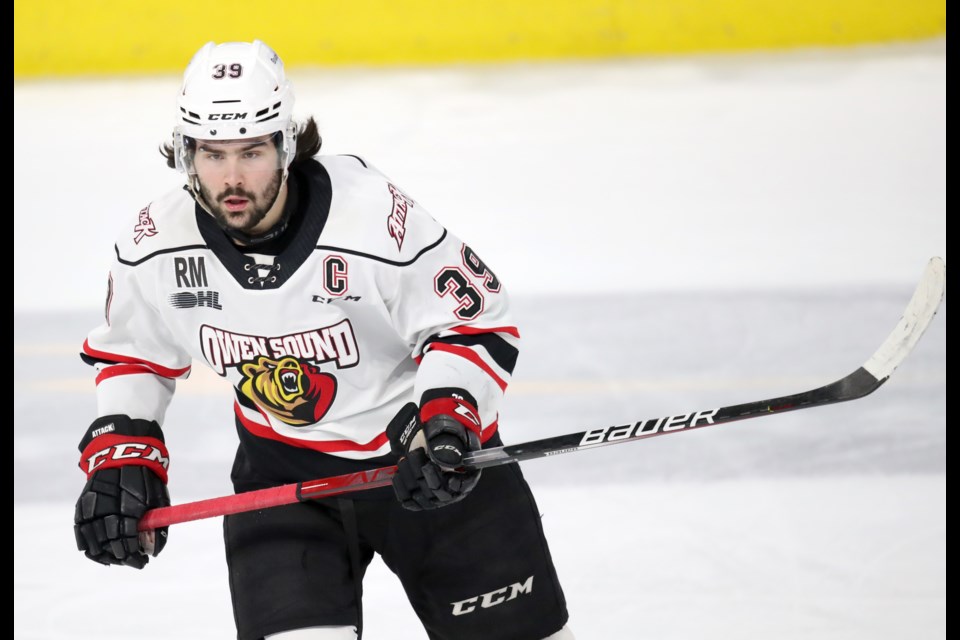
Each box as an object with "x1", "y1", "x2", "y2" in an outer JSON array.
[
  {"x1": 114, "y1": 185, "x2": 204, "y2": 263},
  {"x1": 317, "y1": 155, "x2": 445, "y2": 263}
]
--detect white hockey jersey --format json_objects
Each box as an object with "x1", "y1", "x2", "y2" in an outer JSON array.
[{"x1": 81, "y1": 155, "x2": 519, "y2": 487}]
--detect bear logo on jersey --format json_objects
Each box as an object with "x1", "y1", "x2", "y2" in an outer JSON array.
[{"x1": 239, "y1": 356, "x2": 338, "y2": 426}]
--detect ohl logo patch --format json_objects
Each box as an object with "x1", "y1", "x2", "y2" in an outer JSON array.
[
  {"x1": 169, "y1": 291, "x2": 223, "y2": 310},
  {"x1": 170, "y1": 256, "x2": 222, "y2": 309}
]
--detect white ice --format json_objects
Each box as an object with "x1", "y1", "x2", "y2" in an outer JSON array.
[{"x1": 14, "y1": 39, "x2": 945, "y2": 640}]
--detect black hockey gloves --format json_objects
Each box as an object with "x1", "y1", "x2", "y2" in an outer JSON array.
[
  {"x1": 74, "y1": 415, "x2": 171, "y2": 569},
  {"x1": 387, "y1": 389, "x2": 483, "y2": 511}
]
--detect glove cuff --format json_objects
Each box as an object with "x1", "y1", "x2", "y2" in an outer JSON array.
[
  {"x1": 420, "y1": 388, "x2": 481, "y2": 438},
  {"x1": 78, "y1": 415, "x2": 170, "y2": 483}
]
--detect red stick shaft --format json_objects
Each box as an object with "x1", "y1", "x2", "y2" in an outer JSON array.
[{"x1": 139, "y1": 465, "x2": 398, "y2": 531}]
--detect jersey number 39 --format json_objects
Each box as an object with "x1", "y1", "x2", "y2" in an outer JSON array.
[{"x1": 434, "y1": 245, "x2": 501, "y2": 320}]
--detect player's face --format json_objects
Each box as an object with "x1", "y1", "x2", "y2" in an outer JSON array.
[{"x1": 191, "y1": 136, "x2": 283, "y2": 234}]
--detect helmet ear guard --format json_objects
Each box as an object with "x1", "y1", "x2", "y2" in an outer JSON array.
[{"x1": 172, "y1": 130, "x2": 195, "y2": 174}]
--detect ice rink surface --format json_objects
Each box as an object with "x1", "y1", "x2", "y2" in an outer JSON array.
[{"x1": 14, "y1": 39, "x2": 945, "y2": 639}]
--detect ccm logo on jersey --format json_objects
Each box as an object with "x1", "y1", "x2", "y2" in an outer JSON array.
[
  {"x1": 450, "y1": 576, "x2": 534, "y2": 616},
  {"x1": 313, "y1": 295, "x2": 361, "y2": 304},
  {"x1": 579, "y1": 409, "x2": 720, "y2": 446}
]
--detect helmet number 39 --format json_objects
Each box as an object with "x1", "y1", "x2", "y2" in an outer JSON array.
[{"x1": 212, "y1": 63, "x2": 243, "y2": 79}]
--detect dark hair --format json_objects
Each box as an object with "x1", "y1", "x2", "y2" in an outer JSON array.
[{"x1": 159, "y1": 117, "x2": 323, "y2": 169}]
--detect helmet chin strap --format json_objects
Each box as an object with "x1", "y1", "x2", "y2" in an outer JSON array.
[{"x1": 189, "y1": 171, "x2": 292, "y2": 246}]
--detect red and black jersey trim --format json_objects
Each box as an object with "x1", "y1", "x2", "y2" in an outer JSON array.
[
  {"x1": 422, "y1": 331, "x2": 518, "y2": 375},
  {"x1": 80, "y1": 339, "x2": 192, "y2": 380}
]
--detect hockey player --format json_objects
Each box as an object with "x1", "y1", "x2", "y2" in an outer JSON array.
[{"x1": 73, "y1": 40, "x2": 574, "y2": 640}]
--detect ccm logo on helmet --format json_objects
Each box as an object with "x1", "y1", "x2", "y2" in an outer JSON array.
[
  {"x1": 450, "y1": 576, "x2": 534, "y2": 616},
  {"x1": 209, "y1": 113, "x2": 249, "y2": 120}
]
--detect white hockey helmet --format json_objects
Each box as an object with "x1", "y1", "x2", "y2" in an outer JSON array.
[{"x1": 173, "y1": 40, "x2": 297, "y2": 175}]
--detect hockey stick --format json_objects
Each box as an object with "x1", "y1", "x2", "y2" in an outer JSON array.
[{"x1": 139, "y1": 256, "x2": 945, "y2": 532}]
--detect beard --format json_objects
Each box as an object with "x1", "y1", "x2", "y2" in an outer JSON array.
[{"x1": 199, "y1": 170, "x2": 283, "y2": 236}]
